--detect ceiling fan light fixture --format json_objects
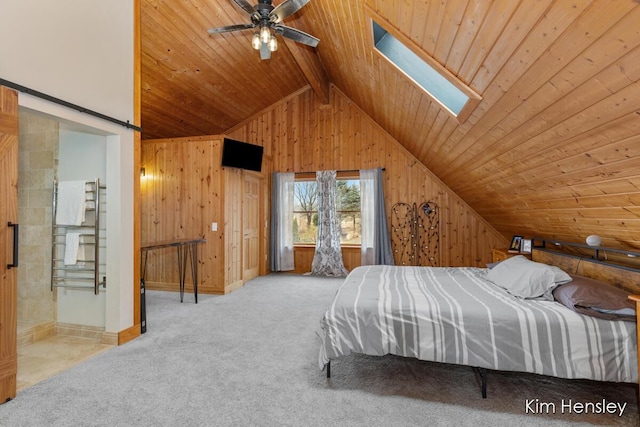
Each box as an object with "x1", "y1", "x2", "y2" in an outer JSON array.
[
  {"x1": 251, "y1": 33, "x2": 261, "y2": 50},
  {"x1": 207, "y1": 0, "x2": 319, "y2": 60},
  {"x1": 268, "y1": 36, "x2": 278, "y2": 52},
  {"x1": 260, "y1": 26, "x2": 271, "y2": 44}
]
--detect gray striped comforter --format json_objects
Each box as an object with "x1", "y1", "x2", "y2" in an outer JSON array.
[{"x1": 318, "y1": 265, "x2": 638, "y2": 383}]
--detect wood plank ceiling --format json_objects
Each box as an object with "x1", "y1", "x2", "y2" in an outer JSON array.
[{"x1": 141, "y1": 0, "x2": 640, "y2": 251}]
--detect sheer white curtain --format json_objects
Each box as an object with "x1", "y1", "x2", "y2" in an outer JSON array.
[
  {"x1": 269, "y1": 172, "x2": 295, "y2": 271},
  {"x1": 360, "y1": 168, "x2": 394, "y2": 265},
  {"x1": 311, "y1": 170, "x2": 349, "y2": 276}
]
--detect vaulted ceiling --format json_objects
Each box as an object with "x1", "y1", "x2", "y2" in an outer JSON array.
[{"x1": 141, "y1": 0, "x2": 640, "y2": 252}]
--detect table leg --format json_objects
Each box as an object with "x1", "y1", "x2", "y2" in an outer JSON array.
[
  {"x1": 176, "y1": 245, "x2": 188, "y2": 303},
  {"x1": 189, "y1": 242, "x2": 199, "y2": 303},
  {"x1": 140, "y1": 249, "x2": 148, "y2": 333}
]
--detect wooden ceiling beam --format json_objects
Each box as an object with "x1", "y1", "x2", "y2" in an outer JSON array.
[{"x1": 282, "y1": 38, "x2": 330, "y2": 105}]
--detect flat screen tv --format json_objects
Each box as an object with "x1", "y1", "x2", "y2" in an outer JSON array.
[{"x1": 221, "y1": 138, "x2": 263, "y2": 172}]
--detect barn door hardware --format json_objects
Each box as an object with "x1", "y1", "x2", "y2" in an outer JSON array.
[
  {"x1": 7, "y1": 222, "x2": 19, "y2": 269},
  {"x1": 391, "y1": 202, "x2": 439, "y2": 266}
]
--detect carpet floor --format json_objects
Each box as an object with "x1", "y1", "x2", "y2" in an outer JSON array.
[{"x1": 0, "y1": 273, "x2": 637, "y2": 426}]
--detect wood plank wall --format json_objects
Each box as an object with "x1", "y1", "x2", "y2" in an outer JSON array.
[
  {"x1": 141, "y1": 1, "x2": 640, "y2": 253},
  {"x1": 140, "y1": 85, "x2": 507, "y2": 292},
  {"x1": 293, "y1": 246, "x2": 361, "y2": 275},
  {"x1": 141, "y1": 136, "x2": 227, "y2": 294},
  {"x1": 227, "y1": 86, "x2": 508, "y2": 270}
]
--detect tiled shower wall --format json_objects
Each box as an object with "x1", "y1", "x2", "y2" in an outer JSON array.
[{"x1": 17, "y1": 111, "x2": 59, "y2": 324}]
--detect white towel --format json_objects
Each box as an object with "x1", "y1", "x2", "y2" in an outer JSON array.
[
  {"x1": 85, "y1": 185, "x2": 96, "y2": 209},
  {"x1": 64, "y1": 233, "x2": 81, "y2": 265},
  {"x1": 56, "y1": 181, "x2": 86, "y2": 225}
]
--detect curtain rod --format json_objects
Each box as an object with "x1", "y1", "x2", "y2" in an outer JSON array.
[
  {"x1": 0, "y1": 78, "x2": 143, "y2": 132},
  {"x1": 294, "y1": 167, "x2": 385, "y2": 175}
]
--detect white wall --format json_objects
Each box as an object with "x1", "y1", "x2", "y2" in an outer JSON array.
[
  {"x1": 57, "y1": 129, "x2": 107, "y2": 328},
  {"x1": 1, "y1": 1, "x2": 136, "y2": 333},
  {"x1": 0, "y1": 1, "x2": 134, "y2": 122}
]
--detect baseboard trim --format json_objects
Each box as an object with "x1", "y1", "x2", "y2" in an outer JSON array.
[
  {"x1": 118, "y1": 324, "x2": 141, "y2": 345},
  {"x1": 17, "y1": 321, "x2": 55, "y2": 347},
  {"x1": 224, "y1": 279, "x2": 245, "y2": 294},
  {"x1": 55, "y1": 323, "x2": 107, "y2": 341},
  {"x1": 145, "y1": 281, "x2": 227, "y2": 295}
]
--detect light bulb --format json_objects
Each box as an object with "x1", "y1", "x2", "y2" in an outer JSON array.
[
  {"x1": 268, "y1": 36, "x2": 278, "y2": 52},
  {"x1": 260, "y1": 26, "x2": 271, "y2": 43},
  {"x1": 251, "y1": 33, "x2": 261, "y2": 50}
]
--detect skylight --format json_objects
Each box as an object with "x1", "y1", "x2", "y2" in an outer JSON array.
[{"x1": 368, "y1": 14, "x2": 481, "y2": 123}]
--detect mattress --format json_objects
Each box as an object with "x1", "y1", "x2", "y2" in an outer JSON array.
[{"x1": 318, "y1": 265, "x2": 638, "y2": 383}]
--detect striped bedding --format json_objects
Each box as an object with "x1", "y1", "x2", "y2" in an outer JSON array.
[{"x1": 318, "y1": 265, "x2": 638, "y2": 383}]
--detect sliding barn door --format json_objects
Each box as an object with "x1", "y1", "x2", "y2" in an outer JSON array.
[
  {"x1": 0, "y1": 86, "x2": 19, "y2": 404},
  {"x1": 243, "y1": 173, "x2": 261, "y2": 281}
]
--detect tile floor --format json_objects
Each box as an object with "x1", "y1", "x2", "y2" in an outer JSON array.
[{"x1": 17, "y1": 335, "x2": 114, "y2": 392}]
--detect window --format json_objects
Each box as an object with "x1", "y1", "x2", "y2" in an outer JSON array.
[
  {"x1": 366, "y1": 8, "x2": 481, "y2": 123},
  {"x1": 293, "y1": 178, "x2": 361, "y2": 245}
]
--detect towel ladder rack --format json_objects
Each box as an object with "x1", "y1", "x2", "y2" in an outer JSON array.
[{"x1": 50, "y1": 178, "x2": 106, "y2": 295}]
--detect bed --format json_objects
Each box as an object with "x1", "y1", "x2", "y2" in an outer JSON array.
[{"x1": 317, "y1": 244, "x2": 639, "y2": 396}]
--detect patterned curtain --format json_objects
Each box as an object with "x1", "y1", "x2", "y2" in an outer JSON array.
[{"x1": 311, "y1": 170, "x2": 348, "y2": 277}]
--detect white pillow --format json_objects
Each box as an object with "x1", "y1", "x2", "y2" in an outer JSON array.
[
  {"x1": 548, "y1": 265, "x2": 573, "y2": 286},
  {"x1": 486, "y1": 255, "x2": 571, "y2": 300}
]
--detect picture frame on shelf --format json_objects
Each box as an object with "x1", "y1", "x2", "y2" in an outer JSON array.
[
  {"x1": 508, "y1": 235, "x2": 524, "y2": 253},
  {"x1": 520, "y1": 238, "x2": 532, "y2": 254}
]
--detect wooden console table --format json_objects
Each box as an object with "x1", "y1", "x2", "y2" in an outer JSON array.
[{"x1": 141, "y1": 238, "x2": 206, "y2": 303}]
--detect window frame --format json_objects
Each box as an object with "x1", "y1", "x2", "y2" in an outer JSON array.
[
  {"x1": 364, "y1": 5, "x2": 481, "y2": 124},
  {"x1": 292, "y1": 172, "x2": 362, "y2": 247}
]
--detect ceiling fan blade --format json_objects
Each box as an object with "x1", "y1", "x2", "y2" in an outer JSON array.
[
  {"x1": 232, "y1": 0, "x2": 257, "y2": 16},
  {"x1": 207, "y1": 23, "x2": 255, "y2": 35},
  {"x1": 275, "y1": 25, "x2": 319, "y2": 47},
  {"x1": 270, "y1": 0, "x2": 311, "y2": 24},
  {"x1": 260, "y1": 42, "x2": 272, "y2": 60}
]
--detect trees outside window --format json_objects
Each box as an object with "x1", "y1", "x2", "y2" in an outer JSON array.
[{"x1": 293, "y1": 178, "x2": 361, "y2": 244}]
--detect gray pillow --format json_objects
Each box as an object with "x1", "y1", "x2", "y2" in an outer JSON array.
[
  {"x1": 486, "y1": 255, "x2": 572, "y2": 300},
  {"x1": 553, "y1": 274, "x2": 636, "y2": 322}
]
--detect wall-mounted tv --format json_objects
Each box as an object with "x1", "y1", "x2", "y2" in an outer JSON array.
[{"x1": 221, "y1": 138, "x2": 264, "y2": 172}]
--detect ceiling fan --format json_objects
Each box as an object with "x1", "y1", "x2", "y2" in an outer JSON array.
[{"x1": 207, "y1": 0, "x2": 319, "y2": 60}]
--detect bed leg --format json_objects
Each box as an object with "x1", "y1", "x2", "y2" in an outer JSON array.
[
  {"x1": 326, "y1": 361, "x2": 331, "y2": 378},
  {"x1": 475, "y1": 368, "x2": 487, "y2": 398}
]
